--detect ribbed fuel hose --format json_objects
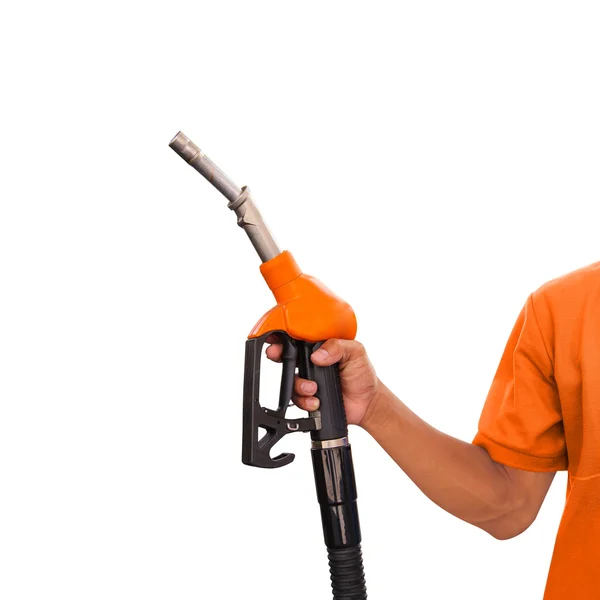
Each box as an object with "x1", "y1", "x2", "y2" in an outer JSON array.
[{"x1": 328, "y1": 545, "x2": 367, "y2": 599}]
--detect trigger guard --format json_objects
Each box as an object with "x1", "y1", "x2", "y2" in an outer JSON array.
[
  {"x1": 241, "y1": 330, "x2": 319, "y2": 469},
  {"x1": 271, "y1": 452, "x2": 295, "y2": 467}
]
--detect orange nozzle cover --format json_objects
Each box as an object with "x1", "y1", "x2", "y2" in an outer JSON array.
[{"x1": 248, "y1": 250, "x2": 357, "y2": 342}]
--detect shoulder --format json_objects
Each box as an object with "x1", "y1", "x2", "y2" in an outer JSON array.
[
  {"x1": 531, "y1": 260, "x2": 600, "y2": 322},
  {"x1": 534, "y1": 260, "x2": 600, "y2": 299}
]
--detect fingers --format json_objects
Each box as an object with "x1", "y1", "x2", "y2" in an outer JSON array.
[
  {"x1": 265, "y1": 337, "x2": 365, "y2": 412},
  {"x1": 310, "y1": 338, "x2": 365, "y2": 367},
  {"x1": 294, "y1": 376, "x2": 317, "y2": 398},
  {"x1": 265, "y1": 343, "x2": 283, "y2": 362},
  {"x1": 293, "y1": 375, "x2": 320, "y2": 411}
]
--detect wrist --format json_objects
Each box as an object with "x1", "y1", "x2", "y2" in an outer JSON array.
[{"x1": 359, "y1": 379, "x2": 392, "y2": 433}]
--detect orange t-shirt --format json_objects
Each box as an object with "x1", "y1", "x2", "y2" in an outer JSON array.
[{"x1": 472, "y1": 260, "x2": 600, "y2": 599}]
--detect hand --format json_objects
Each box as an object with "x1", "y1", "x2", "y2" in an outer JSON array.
[{"x1": 265, "y1": 337, "x2": 381, "y2": 427}]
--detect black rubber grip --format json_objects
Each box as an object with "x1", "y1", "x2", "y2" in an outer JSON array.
[
  {"x1": 296, "y1": 341, "x2": 348, "y2": 441},
  {"x1": 327, "y1": 545, "x2": 367, "y2": 600}
]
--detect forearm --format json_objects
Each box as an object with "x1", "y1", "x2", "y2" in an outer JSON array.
[{"x1": 361, "y1": 382, "x2": 526, "y2": 538}]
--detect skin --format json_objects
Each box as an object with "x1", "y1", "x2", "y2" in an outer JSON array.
[{"x1": 265, "y1": 337, "x2": 555, "y2": 540}]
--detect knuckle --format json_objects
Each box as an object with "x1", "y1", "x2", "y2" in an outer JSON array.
[
  {"x1": 353, "y1": 340, "x2": 365, "y2": 354},
  {"x1": 343, "y1": 339, "x2": 364, "y2": 357},
  {"x1": 328, "y1": 339, "x2": 343, "y2": 357}
]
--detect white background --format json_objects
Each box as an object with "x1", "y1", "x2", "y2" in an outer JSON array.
[{"x1": 1, "y1": 2, "x2": 598, "y2": 599}]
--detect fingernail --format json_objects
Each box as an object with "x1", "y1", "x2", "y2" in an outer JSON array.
[
  {"x1": 307, "y1": 398, "x2": 319, "y2": 410},
  {"x1": 301, "y1": 381, "x2": 317, "y2": 394},
  {"x1": 312, "y1": 349, "x2": 329, "y2": 362}
]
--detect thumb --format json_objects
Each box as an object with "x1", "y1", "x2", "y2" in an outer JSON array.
[{"x1": 310, "y1": 338, "x2": 364, "y2": 366}]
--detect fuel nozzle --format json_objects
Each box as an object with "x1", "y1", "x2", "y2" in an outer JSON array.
[{"x1": 169, "y1": 131, "x2": 280, "y2": 262}]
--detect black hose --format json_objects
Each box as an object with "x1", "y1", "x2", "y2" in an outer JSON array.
[{"x1": 328, "y1": 545, "x2": 367, "y2": 600}]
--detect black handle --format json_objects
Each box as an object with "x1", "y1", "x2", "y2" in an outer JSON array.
[{"x1": 296, "y1": 341, "x2": 347, "y2": 442}]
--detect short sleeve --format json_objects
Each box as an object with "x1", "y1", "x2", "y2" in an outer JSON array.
[{"x1": 472, "y1": 292, "x2": 567, "y2": 472}]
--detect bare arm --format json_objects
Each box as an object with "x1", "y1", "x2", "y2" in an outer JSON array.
[{"x1": 361, "y1": 382, "x2": 555, "y2": 539}]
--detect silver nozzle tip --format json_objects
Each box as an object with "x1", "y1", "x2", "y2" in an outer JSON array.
[{"x1": 169, "y1": 131, "x2": 201, "y2": 163}]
